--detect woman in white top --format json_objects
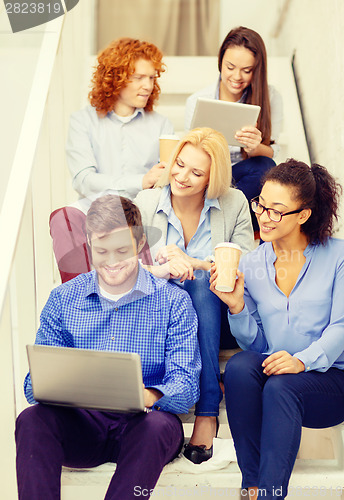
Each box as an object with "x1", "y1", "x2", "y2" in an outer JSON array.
[{"x1": 185, "y1": 27, "x2": 283, "y2": 231}]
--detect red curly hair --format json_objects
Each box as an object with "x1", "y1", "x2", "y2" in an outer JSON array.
[{"x1": 89, "y1": 38, "x2": 165, "y2": 115}]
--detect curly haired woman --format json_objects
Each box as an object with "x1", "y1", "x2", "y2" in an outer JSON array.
[{"x1": 211, "y1": 159, "x2": 344, "y2": 499}]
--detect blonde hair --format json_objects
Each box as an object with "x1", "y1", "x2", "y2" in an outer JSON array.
[{"x1": 156, "y1": 128, "x2": 232, "y2": 199}]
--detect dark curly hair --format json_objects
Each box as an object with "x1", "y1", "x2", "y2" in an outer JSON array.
[
  {"x1": 262, "y1": 158, "x2": 342, "y2": 245},
  {"x1": 89, "y1": 38, "x2": 165, "y2": 115}
]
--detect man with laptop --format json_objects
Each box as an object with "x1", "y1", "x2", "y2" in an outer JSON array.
[{"x1": 16, "y1": 194, "x2": 201, "y2": 500}]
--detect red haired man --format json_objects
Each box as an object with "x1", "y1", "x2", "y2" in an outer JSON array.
[{"x1": 50, "y1": 38, "x2": 173, "y2": 282}]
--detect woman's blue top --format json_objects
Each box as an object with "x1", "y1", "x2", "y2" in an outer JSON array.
[{"x1": 228, "y1": 238, "x2": 344, "y2": 372}]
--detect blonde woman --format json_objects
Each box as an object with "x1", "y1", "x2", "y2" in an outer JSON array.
[{"x1": 134, "y1": 127, "x2": 254, "y2": 463}]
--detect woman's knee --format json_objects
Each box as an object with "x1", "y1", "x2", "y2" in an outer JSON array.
[
  {"x1": 224, "y1": 351, "x2": 266, "y2": 387},
  {"x1": 263, "y1": 373, "x2": 297, "y2": 394},
  {"x1": 245, "y1": 156, "x2": 275, "y2": 174},
  {"x1": 262, "y1": 374, "x2": 303, "y2": 413}
]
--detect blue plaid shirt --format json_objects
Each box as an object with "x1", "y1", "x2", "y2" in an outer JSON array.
[{"x1": 24, "y1": 265, "x2": 201, "y2": 414}]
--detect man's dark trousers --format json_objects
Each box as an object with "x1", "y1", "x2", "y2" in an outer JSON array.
[{"x1": 16, "y1": 403, "x2": 183, "y2": 499}]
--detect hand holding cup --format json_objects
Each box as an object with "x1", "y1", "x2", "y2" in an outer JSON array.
[
  {"x1": 210, "y1": 264, "x2": 245, "y2": 314},
  {"x1": 214, "y1": 243, "x2": 241, "y2": 292},
  {"x1": 209, "y1": 243, "x2": 245, "y2": 314}
]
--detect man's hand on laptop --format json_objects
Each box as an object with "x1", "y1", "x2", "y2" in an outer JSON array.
[{"x1": 143, "y1": 385, "x2": 163, "y2": 408}]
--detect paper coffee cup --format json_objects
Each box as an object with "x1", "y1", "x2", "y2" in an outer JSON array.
[
  {"x1": 214, "y1": 243, "x2": 242, "y2": 292},
  {"x1": 159, "y1": 135, "x2": 180, "y2": 163}
]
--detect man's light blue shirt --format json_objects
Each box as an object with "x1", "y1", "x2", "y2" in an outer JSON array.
[
  {"x1": 24, "y1": 265, "x2": 201, "y2": 414},
  {"x1": 228, "y1": 238, "x2": 344, "y2": 372},
  {"x1": 157, "y1": 185, "x2": 220, "y2": 261},
  {"x1": 66, "y1": 105, "x2": 174, "y2": 199}
]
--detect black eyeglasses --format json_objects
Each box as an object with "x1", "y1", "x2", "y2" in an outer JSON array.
[{"x1": 250, "y1": 198, "x2": 303, "y2": 223}]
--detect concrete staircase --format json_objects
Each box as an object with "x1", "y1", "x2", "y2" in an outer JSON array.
[{"x1": 61, "y1": 422, "x2": 344, "y2": 499}]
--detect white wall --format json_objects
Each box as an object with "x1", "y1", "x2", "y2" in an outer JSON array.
[
  {"x1": 273, "y1": 0, "x2": 344, "y2": 168},
  {"x1": 0, "y1": 2, "x2": 96, "y2": 497},
  {"x1": 219, "y1": 0, "x2": 288, "y2": 54},
  {"x1": 274, "y1": 0, "x2": 344, "y2": 236},
  {"x1": 219, "y1": 0, "x2": 344, "y2": 236}
]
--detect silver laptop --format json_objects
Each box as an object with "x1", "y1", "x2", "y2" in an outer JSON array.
[
  {"x1": 26, "y1": 345, "x2": 145, "y2": 413},
  {"x1": 190, "y1": 97, "x2": 261, "y2": 147}
]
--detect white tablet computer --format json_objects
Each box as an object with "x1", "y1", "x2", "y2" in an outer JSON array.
[{"x1": 190, "y1": 97, "x2": 261, "y2": 147}]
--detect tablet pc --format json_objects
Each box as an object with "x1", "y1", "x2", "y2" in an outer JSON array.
[{"x1": 190, "y1": 97, "x2": 261, "y2": 147}]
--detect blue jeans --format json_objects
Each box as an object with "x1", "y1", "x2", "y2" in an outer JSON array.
[
  {"x1": 224, "y1": 351, "x2": 344, "y2": 499},
  {"x1": 175, "y1": 274, "x2": 238, "y2": 416},
  {"x1": 232, "y1": 156, "x2": 276, "y2": 231}
]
